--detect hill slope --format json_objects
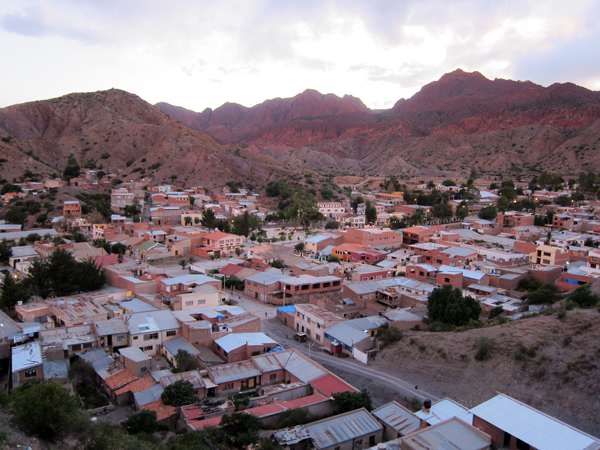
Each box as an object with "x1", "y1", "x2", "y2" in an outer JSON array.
[
  {"x1": 0, "y1": 89, "x2": 290, "y2": 189},
  {"x1": 158, "y1": 70, "x2": 600, "y2": 175},
  {"x1": 372, "y1": 309, "x2": 600, "y2": 436}
]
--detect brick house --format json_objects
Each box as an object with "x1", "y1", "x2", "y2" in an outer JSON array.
[
  {"x1": 202, "y1": 231, "x2": 245, "y2": 255},
  {"x1": 63, "y1": 200, "x2": 81, "y2": 217}
]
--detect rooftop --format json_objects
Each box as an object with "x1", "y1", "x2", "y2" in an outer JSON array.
[
  {"x1": 402, "y1": 417, "x2": 490, "y2": 450},
  {"x1": 12, "y1": 342, "x2": 43, "y2": 372},
  {"x1": 214, "y1": 333, "x2": 277, "y2": 353},
  {"x1": 305, "y1": 408, "x2": 383, "y2": 448},
  {"x1": 372, "y1": 401, "x2": 422, "y2": 436}
]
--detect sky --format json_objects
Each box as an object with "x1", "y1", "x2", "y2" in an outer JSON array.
[{"x1": 1, "y1": 0, "x2": 599, "y2": 112}]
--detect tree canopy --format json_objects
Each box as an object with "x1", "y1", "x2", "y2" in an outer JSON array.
[
  {"x1": 232, "y1": 211, "x2": 261, "y2": 237},
  {"x1": 161, "y1": 380, "x2": 198, "y2": 406},
  {"x1": 478, "y1": 205, "x2": 497, "y2": 220},
  {"x1": 365, "y1": 200, "x2": 377, "y2": 225},
  {"x1": 427, "y1": 285, "x2": 482, "y2": 327},
  {"x1": 332, "y1": 389, "x2": 373, "y2": 413}
]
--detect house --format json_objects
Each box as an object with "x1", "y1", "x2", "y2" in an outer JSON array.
[
  {"x1": 63, "y1": 200, "x2": 81, "y2": 217},
  {"x1": 469, "y1": 393, "x2": 600, "y2": 450},
  {"x1": 244, "y1": 269, "x2": 288, "y2": 302},
  {"x1": 12, "y1": 342, "x2": 43, "y2": 388},
  {"x1": 0, "y1": 310, "x2": 21, "y2": 359},
  {"x1": 214, "y1": 332, "x2": 278, "y2": 363},
  {"x1": 343, "y1": 227, "x2": 404, "y2": 247},
  {"x1": 318, "y1": 201, "x2": 346, "y2": 217},
  {"x1": 350, "y1": 264, "x2": 393, "y2": 282},
  {"x1": 293, "y1": 304, "x2": 344, "y2": 344},
  {"x1": 532, "y1": 244, "x2": 569, "y2": 267},
  {"x1": 118, "y1": 346, "x2": 152, "y2": 377},
  {"x1": 336, "y1": 213, "x2": 366, "y2": 228},
  {"x1": 272, "y1": 275, "x2": 343, "y2": 305},
  {"x1": 8, "y1": 245, "x2": 39, "y2": 273},
  {"x1": 304, "y1": 234, "x2": 344, "y2": 253},
  {"x1": 402, "y1": 417, "x2": 491, "y2": 450},
  {"x1": 402, "y1": 226, "x2": 435, "y2": 246},
  {"x1": 160, "y1": 371, "x2": 206, "y2": 398},
  {"x1": 158, "y1": 274, "x2": 221, "y2": 297},
  {"x1": 111, "y1": 188, "x2": 135, "y2": 210},
  {"x1": 202, "y1": 231, "x2": 246, "y2": 255},
  {"x1": 497, "y1": 212, "x2": 535, "y2": 228},
  {"x1": 128, "y1": 310, "x2": 181, "y2": 356},
  {"x1": 275, "y1": 408, "x2": 383, "y2": 450},
  {"x1": 40, "y1": 325, "x2": 98, "y2": 359},
  {"x1": 171, "y1": 283, "x2": 222, "y2": 310},
  {"x1": 372, "y1": 401, "x2": 423, "y2": 440},
  {"x1": 93, "y1": 318, "x2": 129, "y2": 350},
  {"x1": 323, "y1": 322, "x2": 375, "y2": 354},
  {"x1": 162, "y1": 337, "x2": 199, "y2": 368},
  {"x1": 415, "y1": 397, "x2": 473, "y2": 426}
]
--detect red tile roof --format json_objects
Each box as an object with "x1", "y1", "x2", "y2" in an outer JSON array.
[
  {"x1": 105, "y1": 369, "x2": 138, "y2": 390},
  {"x1": 309, "y1": 373, "x2": 358, "y2": 397},
  {"x1": 93, "y1": 254, "x2": 120, "y2": 267},
  {"x1": 279, "y1": 394, "x2": 329, "y2": 409},
  {"x1": 114, "y1": 376, "x2": 156, "y2": 396},
  {"x1": 141, "y1": 399, "x2": 178, "y2": 422},
  {"x1": 245, "y1": 403, "x2": 286, "y2": 418},
  {"x1": 204, "y1": 231, "x2": 233, "y2": 241},
  {"x1": 219, "y1": 264, "x2": 244, "y2": 276}
]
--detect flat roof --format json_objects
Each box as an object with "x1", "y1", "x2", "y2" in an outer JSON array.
[
  {"x1": 402, "y1": 418, "x2": 490, "y2": 450},
  {"x1": 215, "y1": 333, "x2": 277, "y2": 353},
  {"x1": 415, "y1": 398, "x2": 473, "y2": 425},
  {"x1": 119, "y1": 346, "x2": 151, "y2": 363},
  {"x1": 12, "y1": 342, "x2": 43, "y2": 372}
]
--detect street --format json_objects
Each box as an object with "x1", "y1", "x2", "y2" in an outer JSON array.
[{"x1": 234, "y1": 292, "x2": 440, "y2": 408}]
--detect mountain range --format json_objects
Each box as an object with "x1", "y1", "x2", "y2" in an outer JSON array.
[{"x1": 1, "y1": 69, "x2": 599, "y2": 192}]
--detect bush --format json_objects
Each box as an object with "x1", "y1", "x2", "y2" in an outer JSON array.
[
  {"x1": 123, "y1": 410, "x2": 169, "y2": 435},
  {"x1": 278, "y1": 408, "x2": 310, "y2": 428},
  {"x1": 566, "y1": 285, "x2": 599, "y2": 309},
  {"x1": 474, "y1": 336, "x2": 495, "y2": 361},
  {"x1": 332, "y1": 389, "x2": 373, "y2": 413},
  {"x1": 378, "y1": 323, "x2": 403, "y2": 348},
  {"x1": 563, "y1": 336, "x2": 572, "y2": 347},
  {"x1": 533, "y1": 363, "x2": 547, "y2": 378},
  {"x1": 161, "y1": 380, "x2": 197, "y2": 406},
  {"x1": 11, "y1": 381, "x2": 84, "y2": 441},
  {"x1": 427, "y1": 285, "x2": 482, "y2": 327}
]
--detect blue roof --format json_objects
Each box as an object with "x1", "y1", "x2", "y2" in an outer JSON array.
[
  {"x1": 305, "y1": 235, "x2": 330, "y2": 244},
  {"x1": 277, "y1": 305, "x2": 296, "y2": 313}
]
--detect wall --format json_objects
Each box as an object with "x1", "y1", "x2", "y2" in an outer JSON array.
[{"x1": 472, "y1": 415, "x2": 506, "y2": 448}]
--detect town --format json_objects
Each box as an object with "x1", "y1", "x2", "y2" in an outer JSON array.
[{"x1": 1, "y1": 168, "x2": 600, "y2": 450}]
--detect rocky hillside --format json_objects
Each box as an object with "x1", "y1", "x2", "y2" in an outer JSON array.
[
  {"x1": 158, "y1": 69, "x2": 600, "y2": 176},
  {"x1": 0, "y1": 89, "x2": 292, "y2": 190}
]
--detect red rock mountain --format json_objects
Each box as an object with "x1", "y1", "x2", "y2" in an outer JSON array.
[
  {"x1": 0, "y1": 89, "x2": 288, "y2": 189},
  {"x1": 157, "y1": 69, "x2": 600, "y2": 175}
]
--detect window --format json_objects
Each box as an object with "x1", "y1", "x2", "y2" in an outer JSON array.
[
  {"x1": 251, "y1": 351, "x2": 260, "y2": 356},
  {"x1": 144, "y1": 346, "x2": 153, "y2": 351},
  {"x1": 83, "y1": 343, "x2": 92, "y2": 349},
  {"x1": 198, "y1": 299, "x2": 206, "y2": 305},
  {"x1": 354, "y1": 439, "x2": 363, "y2": 448},
  {"x1": 369, "y1": 436, "x2": 375, "y2": 447},
  {"x1": 224, "y1": 382, "x2": 234, "y2": 390},
  {"x1": 140, "y1": 367, "x2": 147, "y2": 373},
  {"x1": 316, "y1": 334, "x2": 321, "y2": 341},
  {"x1": 133, "y1": 336, "x2": 138, "y2": 340},
  {"x1": 144, "y1": 333, "x2": 159, "y2": 341},
  {"x1": 71, "y1": 344, "x2": 82, "y2": 351},
  {"x1": 24, "y1": 369, "x2": 37, "y2": 378},
  {"x1": 166, "y1": 330, "x2": 176, "y2": 337},
  {"x1": 185, "y1": 301, "x2": 193, "y2": 306},
  {"x1": 117, "y1": 336, "x2": 125, "y2": 342}
]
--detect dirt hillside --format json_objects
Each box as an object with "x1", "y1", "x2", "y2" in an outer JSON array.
[{"x1": 372, "y1": 308, "x2": 600, "y2": 436}]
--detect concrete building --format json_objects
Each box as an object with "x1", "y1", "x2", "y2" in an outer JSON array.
[
  {"x1": 293, "y1": 304, "x2": 344, "y2": 344},
  {"x1": 402, "y1": 418, "x2": 491, "y2": 450},
  {"x1": 12, "y1": 342, "x2": 43, "y2": 388},
  {"x1": 214, "y1": 332, "x2": 278, "y2": 363},
  {"x1": 128, "y1": 310, "x2": 181, "y2": 356}
]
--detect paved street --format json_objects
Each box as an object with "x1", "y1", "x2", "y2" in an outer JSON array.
[{"x1": 235, "y1": 293, "x2": 440, "y2": 408}]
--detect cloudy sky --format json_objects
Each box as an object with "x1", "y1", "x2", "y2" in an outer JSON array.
[{"x1": 1, "y1": 0, "x2": 599, "y2": 112}]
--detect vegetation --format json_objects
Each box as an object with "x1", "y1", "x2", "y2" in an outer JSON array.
[
  {"x1": 173, "y1": 349, "x2": 198, "y2": 373},
  {"x1": 278, "y1": 408, "x2": 311, "y2": 428},
  {"x1": 161, "y1": 380, "x2": 198, "y2": 407},
  {"x1": 565, "y1": 285, "x2": 599, "y2": 309},
  {"x1": 332, "y1": 389, "x2": 373, "y2": 413},
  {"x1": 365, "y1": 200, "x2": 377, "y2": 224},
  {"x1": 427, "y1": 285, "x2": 482, "y2": 327},
  {"x1": 474, "y1": 336, "x2": 495, "y2": 361},
  {"x1": 232, "y1": 211, "x2": 261, "y2": 237},
  {"x1": 11, "y1": 381, "x2": 85, "y2": 441},
  {"x1": 478, "y1": 205, "x2": 497, "y2": 220},
  {"x1": 377, "y1": 323, "x2": 403, "y2": 348}
]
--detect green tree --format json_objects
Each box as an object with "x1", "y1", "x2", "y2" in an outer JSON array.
[
  {"x1": 497, "y1": 196, "x2": 510, "y2": 211},
  {"x1": 93, "y1": 238, "x2": 111, "y2": 254},
  {"x1": 232, "y1": 211, "x2": 261, "y2": 238},
  {"x1": 470, "y1": 167, "x2": 477, "y2": 180},
  {"x1": 332, "y1": 389, "x2": 373, "y2": 413},
  {"x1": 220, "y1": 412, "x2": 262, "y2": 448},
  {"x1": 0, "y1": 183, "x2": 21, "y2": 195},
  {"x1": 77, "y1": 257, "x2": 107, "y2": 292},
  {"x1": 278, "y1": 407, "x2": 311, "y2": 428},
  {"x1": 111, "y1": 243, "x2": 127, "y2": 255},
  {"x1": 27, "y1": 259, "x2": 51, "y2": 299},
  {"x1": 184, "y1": 216, "x2": 192, "y2": 226},
  {"x1": 566, "y1": 285, "x2": 599, "y2": 308},
  {"x1": 378, "y1": 323, "x2": 403, "y2": 348},
  {"x1": 86, "y1": 422, "x2": 160, "y2": 450},
  {"x1": 0, "y1": 240, "x2": 11, "y2": 263},
  {"x1": 5, "y1": 206, "x2": 27, "y2": 225},
  {"x1": 161, "y1": 380, "x2": 198, "y2": 406},
  {"x1": 365, "y1": 200, "x2": 377, "y2": 225},
  {"x1": 47, "y1": 248, "x2": 80, "y2": 296},
  {"x1": 350, "y1": 196, "x2": 364, "y2": 214},
  {"x1": 11, "y1": 381, "x2": 83, "y2": 441},
  {"x1": 216, "y1": 219, "x2": 231, "y2": 233},
  {"x1": 287, "y1": 190, "x2": 321, "y2": 231},
  {"x1": 455, "y1": 201, "x2": 469, "y2": 221},
  {"x1": 294, "y1": 242, "x2": 305, "y2": 252},
  {"x1": 122, "y1": 410, "x2": 161, "y2": 435},
  {"x1": 201, "y1": 208, "x2": 217, "y2": 229},
  {"x1": 478, "y1": 205, "x2": 497, "y2": 220},
  {"x1": 327, "y1": 255, "x2": 340, "y2": 263},
  {"x1": 325, "y1": 220, "x2": 340, "y2": 230},
  {"x1": 63, "y1": 153, "x2": 81, "y2": 181},
  {"x1": 0, "y1": 274, "x2": 30, "y2": 309},
  {"x1": 123, "y1": 204, "x2": 141, "y2": 218},
  {"x1": 427, "y1": 285, "x2": 482, "y2": 327},
  {"x1": 431, "y1": 202, "x2": 453, "y2": 220}
]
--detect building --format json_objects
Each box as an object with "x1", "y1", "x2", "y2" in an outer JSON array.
[
  {"x1": 497, "y1": 212, "x2": 535, "y2": 228},
  {"x1": 470, "y1": 393, "x2": 600, "y2": 450},
  {"x1": 402, "y1": 418, "x2": 491, "y2": 450},
  {"x1": 128, "y1": 310, "x2": 181, "y2": 356},
  {"x1": 318, "y1": 202, "x2": 346, "y2": 217},
  {"x1": 402, "y1": 226, "x2": 435, "y2": 246},
  {"x1": 202, "y1": 231, "x2": 246, "y2": 255},
  {"x1": 244, "y1": 269, "x2": 289, "y2": 302},
  {"x1": 343, "y1": 227, "x2": 404, "y2": 247},
  {"x1": 273, "y1": 275, "x2": 343, "y2": 305},
  {"x1": 293, "y1": 304, "x2": 344, "y2": 344},
  {"x1": 63, "y1": 200, "x2": 81, "y2": 217},
  {"x1": 162, "y1": 337, "x2": 199, "y2": 368},
  {"x1": 111, "y1": 188, "x2": 135, "y2": 210},
  {"x1": 12, "y1": 342, "x2": 43, "y2": 388},
  {"x1": 532, "y1": 245, "x2": 569, "y2": 267},
  {"x1": 372, "y1": 401, "x2": 423, "y2": 440},
  {"x1": 304, "y1": 234, "x2": 344, "y2": 254},
  {"x1": 214, "y1": 333, "x2": 278, "y2": 363}
]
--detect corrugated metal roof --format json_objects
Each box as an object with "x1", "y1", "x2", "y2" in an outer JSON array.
[
  {"x1": 372, "y1": 401, "x2": 421, "y2": 435},
  {"x1": 274, "y1": 351, "x2": 326, "y2": 383},
  {"x1": 161, "y1": 274, "x2": 216, "y2": 286},
  {"x1": 402, "y1": 418, "x2": 490, "y2": 449},
  {"x1": 280, "y1": 274, "x2": 341, "y2": 286},
  {"x1": 94, "y1": 318, "x2": 128, "y2": 336},
  {"x1": 134, "y1": 383, "x2": 164, "y2": 406},
  {"x1": 215, "y1": 333, "x2": 277, "y2": 353},
  {"x1": 208, "y1": 360, "x2": 261, "y2": 384},
  {"x1": 347, "y1": 316, "x2": 388, "y2": 331},
  {"x1": 163, "y1": 337, "x2": 199, "y2": 356},
  {"x1": 160, "y1": 370, "x2": 205, "y2": 389},
  {"x1": 305, "y1": 408, "x2": 383, "y2": 448},
  {"x1": 324, "y1": 322, "x2": 372, "y2": 347},
  {"x1": 151, "y1": 369, "x2": 173, "y2": 382},
  {"x1": 415, "y1": 398, "x2": 473, "y2": 425},
  {"x1": 383, "y1": 309, "x2": 421, "y2": 322},
  {"x1": 469, "y1": 394, "x2": 600, "y2": 450},
  {"x1": 118, "y1": 298, "x2": 159, "y2": 312},
  {"x1": 245, "y1": 269, "x2": 288, "y2": 286}
]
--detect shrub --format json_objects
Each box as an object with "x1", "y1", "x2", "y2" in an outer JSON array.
[
  {"x1": 474, "y1": 336, "x2": 495, "y2": 361},
  {"x1": 556, "y1": 309, "x2": 567, "y2": 319},
  {"x1": 533, "y1": 364, "x2": 547, "y2": 378},
  {"x1": 563, "y1": 336, "x2": 572, "y2": 347},
  {"x1": 566, "y1": 285, "x2": 599, "y2": 309}
]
